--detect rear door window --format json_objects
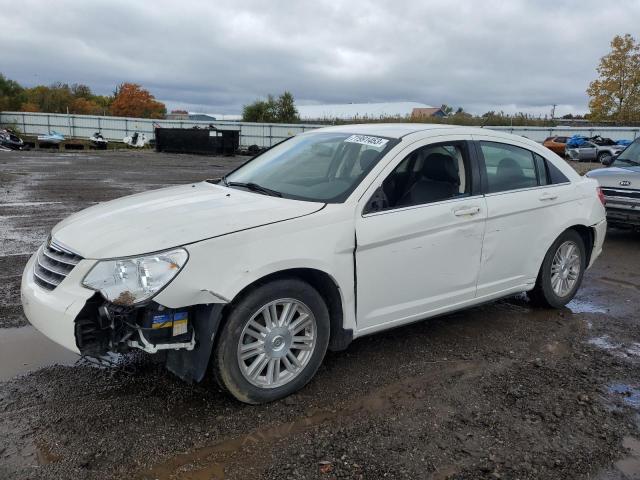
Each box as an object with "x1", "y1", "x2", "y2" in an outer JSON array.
[
  {"x1": 479, "y1": 142, "x2": 569, "y2": 192},
  {"x1": 479, "y1": 142, "x2": 538, "y2": 193}
]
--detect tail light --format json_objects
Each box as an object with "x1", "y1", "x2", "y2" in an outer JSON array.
[{"x1": 597, "y1": 186, "x2": 606, "y2": 206}]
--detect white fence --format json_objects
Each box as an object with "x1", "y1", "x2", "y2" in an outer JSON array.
[
  {"x1": 2, "y1": 111, "x2": 640, "y2": 147},
  {"x1": 0, "y1": 112, "x2": 323, "y2": 148}
]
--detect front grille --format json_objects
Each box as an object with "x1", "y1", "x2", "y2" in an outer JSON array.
[
  {"x1": 33, "y1": 238, "x2": 83, "y2": 291},
  {"x1": 602, "y1": 187, "x2": 640, "y2": 200}
]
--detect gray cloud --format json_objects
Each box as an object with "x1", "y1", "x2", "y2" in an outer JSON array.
[{"x1": 1, "y1": 0, "x2": 638, "y2": 116}]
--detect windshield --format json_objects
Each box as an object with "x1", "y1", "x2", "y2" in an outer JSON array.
[
  {"x1": 225, "y1": 132, "x2": 397, "y2": 202},
  {"x1": 613, "y1": 139, "x2": 640, "y2": 168}
]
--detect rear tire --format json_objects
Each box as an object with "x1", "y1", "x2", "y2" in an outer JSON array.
[
  {"x1": 214, "y1": 278, "x2": 330, "y2": 404},
  {"x1": 529, "y1": 230, "x2": 586, "y2": 308}
]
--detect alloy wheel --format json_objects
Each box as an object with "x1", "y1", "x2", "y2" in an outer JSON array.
[
  {"x1": 237, "y1": 298, "x2": 317, "y2": 388},
  {"x1": 550, "y1": 240, "x2": 581, "y2": 297}
]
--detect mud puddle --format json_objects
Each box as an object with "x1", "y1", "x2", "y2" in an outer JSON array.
[
  {"x1": 0, "y1": 325, "x2": 78, "y2": 381},
  {"x1": 609, "y1": 384, "x2": 640, "y2": 410},
  {"x1": 588, "y1": 335, "x2": 640, "y2": 359},
  {"x1": 567, "y1": 298, "x2": 607, "y2": 314}
]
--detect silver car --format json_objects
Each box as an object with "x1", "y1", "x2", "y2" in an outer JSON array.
[
  {"x1": 586, "y1": 138, "x2": 640, "y2": 228},
  {"x1": 566, "y1": 141, "x2": 626, "y2": 163}
]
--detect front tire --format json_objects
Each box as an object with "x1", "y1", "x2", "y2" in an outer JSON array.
[
  {"x1": 214, "y1": 278, "x2": 330, "y2": 404},
  {"x1": 529, "y1": 230, "x2": 586, "y2": 308},
  {"x1": 598, "y1": 152, "x2": 612, "y2": 164}
]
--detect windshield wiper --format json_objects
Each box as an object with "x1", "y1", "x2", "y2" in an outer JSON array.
[{"x1": 227, "y1": 181, "x2": 282, "y2": 197}]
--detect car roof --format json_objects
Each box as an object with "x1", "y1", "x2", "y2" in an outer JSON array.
[
  {"x1": 307, "y1": 123, "x2": 460, "y2": 138},
  {"x1": 305, "y1": 123, "x2": 537, "y2": 144}
]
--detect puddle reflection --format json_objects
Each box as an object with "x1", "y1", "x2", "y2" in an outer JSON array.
[{"x1": 0, "y1": 325, "x2": 78, "y2": 381}]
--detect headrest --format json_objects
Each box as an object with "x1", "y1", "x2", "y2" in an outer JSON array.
[
  {"x1": 422, "y1": 153, "x2": 459, "y2": 184},
  {"x1": 359, "y1": 150, "x2": 379, "y2": 171},
  {"x1": 497, "y1": 157, "x2": 523, "y2": 177}
]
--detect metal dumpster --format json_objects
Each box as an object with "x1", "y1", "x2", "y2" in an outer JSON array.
[{"x1": 154, "y1": 126, "x2": 240, "y2": 155}]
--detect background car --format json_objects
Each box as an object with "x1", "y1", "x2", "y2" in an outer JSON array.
[
  {"x1": 543, "y1": 136, "x2": 569, "y2": 156},
  {"x1": 586, "y1": 137, "x2": 640, "y2": 228},
  {"x1": 566, "y1": 141, "x2": 625, "y2": 163}
]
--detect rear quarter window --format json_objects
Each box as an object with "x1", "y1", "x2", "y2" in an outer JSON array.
[{"x1": 546, "y1": 158, "x2": 570, "y2": 184}]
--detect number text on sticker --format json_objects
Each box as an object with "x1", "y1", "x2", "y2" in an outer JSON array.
[{"x1": 344, "y1": 135, "x2": 389, "y2": 148}]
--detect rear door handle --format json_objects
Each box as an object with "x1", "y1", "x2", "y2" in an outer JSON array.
[
  {"x1": 539, "y1": 193, "x2": 558, "y2": 201},
  {"x1": 453, "y1": 206, "x2": 481, "y2": 217}
]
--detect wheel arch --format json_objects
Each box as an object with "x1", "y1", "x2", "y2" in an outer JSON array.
[
  {"x1": 536, "y1": 224, "x2": 595, "y2": 277},
  {"x1": 567, "y1": 224, "x2": 595, "y2": 266},
  {"x1": 220, "y1": 267, "x2": 352, "y2": 352}
]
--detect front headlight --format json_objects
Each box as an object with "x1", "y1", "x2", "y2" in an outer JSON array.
[{"x1": 82, "y1": 248, "x2": 188, "y2": 305}]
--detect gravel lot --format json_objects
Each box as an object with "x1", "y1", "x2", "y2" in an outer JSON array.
[{"x1": 1, "y1": 150, "x2": 640, "y2": 480}]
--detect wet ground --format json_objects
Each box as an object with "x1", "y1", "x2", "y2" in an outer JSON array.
[{"x1": 1, "y1": 150, "x2": 640, "y2": 479}]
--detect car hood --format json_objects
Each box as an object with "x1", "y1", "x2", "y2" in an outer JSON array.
[
  {"x1": 586, "y1": 166, "x2": 640, "y2": 189},
  {"x1": 52, "y1": 182, "x2": 324, "y2": 258}
]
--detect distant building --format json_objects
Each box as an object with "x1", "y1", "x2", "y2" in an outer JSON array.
[
  {"x1": 296, "y1": 102, "x2": 446, "y2": 121},
  {"x1": 167, "y1": 110, "x2": 189, "y2": 120},
  {"x1": 411, "y1": 107, "x2": 448, "y2": 118}
]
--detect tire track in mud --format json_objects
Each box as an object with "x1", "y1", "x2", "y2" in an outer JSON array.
[
  {"x1": 597, "y1": 276, "x2": 640, "y2": 291},
  {"x1": 139, "y1": 360, "x2": 484, "y2": 480}
]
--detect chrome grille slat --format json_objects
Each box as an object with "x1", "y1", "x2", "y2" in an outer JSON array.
[
  {"x1": 33, "y1": 268, "x2": 60, "y2": 289},
  {"x1": 602, "y1": 188, "x2": 640, "y2": 200},
  {"x1": 41, "y1": 246, "x2": 81, "y2": 266},
  {"x1": 36, "y1": 252, "x2": 72, "y2": 276},
  {"x1": 33, "y1": 238, "x2": 83, "y2": 291}
]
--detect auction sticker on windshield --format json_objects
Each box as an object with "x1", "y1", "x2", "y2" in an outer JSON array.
[{"x1": 344, "y1": 135, "x2": 389, "y2": 148}]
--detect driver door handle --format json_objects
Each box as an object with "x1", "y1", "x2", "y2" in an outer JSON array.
[
  {"x1": 453, "y1": 206, "x2": 481, "y2": 217},
  {"x1": 539, "y1": 193, "x2": 558, "y2": 201}
]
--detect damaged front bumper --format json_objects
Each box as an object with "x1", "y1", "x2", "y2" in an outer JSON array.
[
  {"x1": 21, "y1": 252, "x2": 224, "y2": 382},
  {"x1": 21, "y1": 252, "x2": 95, "y2": 354}
]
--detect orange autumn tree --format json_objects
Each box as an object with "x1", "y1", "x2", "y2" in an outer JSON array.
[{"x1": 109, "y1": 83, "x2": 166, "y2": 118}]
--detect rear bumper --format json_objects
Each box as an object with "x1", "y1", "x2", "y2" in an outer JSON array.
[
  {"x1": 20, "y1": 252, "x2": 96, "y2": 354},
  {"x1": 589, "y1": 219, "x2": 607, "y2": 269}
]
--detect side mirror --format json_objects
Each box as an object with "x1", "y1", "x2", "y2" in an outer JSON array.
[{"x1": 602, "y1": 155, "x2": 616, "y2": 167}]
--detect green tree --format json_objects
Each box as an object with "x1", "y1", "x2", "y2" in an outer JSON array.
[
  {"x1": 243, "y1": 95, "x2": 276, "y2": 122},
  {"x1": 276, "y1": 91, "x2": 298, "y2": 123},
  {"x1": 440, "y1": 104, "x2": 454, "y2": 116},
  {"x1": 0, "y1": 73, "x2": 25, "y2": 111},
  {"x1": 71, "y1": 83, "x2": 93, "y2": 99},
  {"x1": 587, "y1": 34, "x2": 640, "y2": 122},
  {"x1": 243, "y1": 91, "x2": 298, "y2": 123},
  {"x1": 24, "y1": 84, "x2": 72, "y2": 113}
]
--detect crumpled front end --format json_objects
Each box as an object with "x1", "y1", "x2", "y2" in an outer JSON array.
[{"x1": 21, "y1": 238, "x2": 224, "y2": 382}]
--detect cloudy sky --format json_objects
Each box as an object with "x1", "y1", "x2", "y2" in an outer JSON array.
[{"x1": 1, "y1": 0, "x2": 638, "y2": 116}]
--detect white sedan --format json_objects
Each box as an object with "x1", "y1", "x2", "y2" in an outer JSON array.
[{"x1": 21, "y1": 124, "x2": 607, "y2": 403}]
